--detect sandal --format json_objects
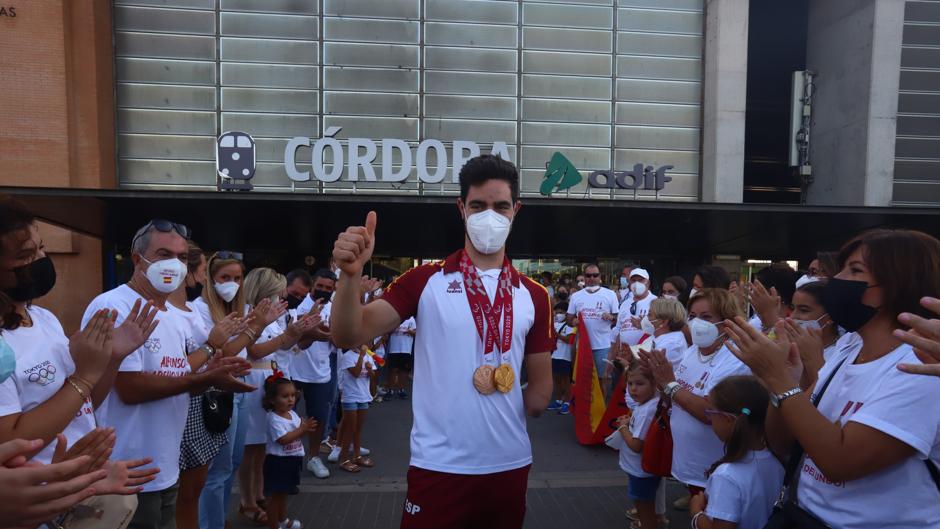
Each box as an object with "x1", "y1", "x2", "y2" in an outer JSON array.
[
  {"x1": 354, "y1": 456, "x2": 374, "y2": 468},
  {"x1": 238, "y1": 505, "x2": 268, "y2": 525},
  {"x1": 339, "y1": 459, "x2": 361, "y2": 473}
]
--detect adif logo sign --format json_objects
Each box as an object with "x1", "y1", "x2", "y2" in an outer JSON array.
[{"x1": 284, "y1": 127, "x2": 511, "y2": 183}]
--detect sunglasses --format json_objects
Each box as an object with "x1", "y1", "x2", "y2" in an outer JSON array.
[
  {"x1": 133, "y1": 219, "x2": 190, "y2": 246},
  {"x1": 584, "y1": 273, "x2": 600, "y2": 278},
  {"x1": 212, "y1": 250, "x2": 244, "y2": 261}
]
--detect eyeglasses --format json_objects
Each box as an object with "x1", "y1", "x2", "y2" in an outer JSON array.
[
  {"x1": 703, "y1": 408, "x2": 738, "y2": 424},
  {"x1": 133, "y1": 219, "x2": 190, "y2": 247},
  {"x1": 584, "y1": 273, "x2": 600, "y2": 278},
  {"x1": 212, "y1": 250, "x2": 244, "y2": 261}
]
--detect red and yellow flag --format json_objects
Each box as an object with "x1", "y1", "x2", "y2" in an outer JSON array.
[{"x1": 570, "y1": 314, "x2": 631, "y2": 445}]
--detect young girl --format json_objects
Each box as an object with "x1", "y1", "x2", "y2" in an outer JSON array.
[
  {"x1": 689, "y1": 376, "x2": 784, "y2": 529},
  {"x1": 549, "y1": 301, "x2": 575, "y2": 414},
  {"x1": 616, "y1": 361, "x2": 661, "y2": 529},
  {"x1": 336, "y1": 345, "x2": 376, "y2": 473},
  {"x1": 262, "y1": 376, "x2": 317, "y2": 529}
]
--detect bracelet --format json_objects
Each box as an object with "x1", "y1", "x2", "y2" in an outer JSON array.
[
  {"x1": 691, "y1": 511, "x2": 705, "y2": 529},
  {"x1": 67, "y1": 377, "x2": 90, "y2": 402},
  {"x1": 243, "y1": 328, "x2": 258, "y2": 341}
]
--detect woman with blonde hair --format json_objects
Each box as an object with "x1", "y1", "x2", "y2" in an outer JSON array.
[{"x1": 238, "y1": 267, "x2": 322, "y2": 518}]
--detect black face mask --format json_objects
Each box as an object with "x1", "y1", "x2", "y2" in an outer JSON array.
[
  {"x1": 286, "y1": 294, "x2": 304, "y2": 310},
  {"x1": 185, "y1": 282, "x2": 204, "y2": 302},
  {"x1": 312, "y1": 289, "x2": 332, "y2": 302},
  {"x1": 4, "y1": 256, "x2": 56, "y2": 302},
  {"x1": 822, "y1": 278, "x2": 878, "y2": 332},
  {"x1": 557, "y1": 292, "x2": 569, "y2": 301}
]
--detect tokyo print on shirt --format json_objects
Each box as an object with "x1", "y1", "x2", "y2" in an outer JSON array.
[
  {"x1": 0, "y1": 306, "x2": 97, "y2": 464},
  {"x1": 83, "y1": 284, "x2": 191, "y2": 493}
]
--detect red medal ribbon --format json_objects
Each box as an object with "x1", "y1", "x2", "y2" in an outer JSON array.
[{"x1": 459, "y1": 250, "x2": 513, "y2": 354}]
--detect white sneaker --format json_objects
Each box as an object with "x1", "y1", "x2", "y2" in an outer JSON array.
[
  {"x1": 328, "y1": 445, "x2": 370, "y2": 462},
  {"x1": 306, "y1": 457, "x2": 330, "y2": 478},
  {"x1": 279, "y1": 520, "x2": 302, "y2": 529}
]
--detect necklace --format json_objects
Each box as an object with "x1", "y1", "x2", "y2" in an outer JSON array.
[{"x1": 697, "y1": 346, "x2": 720, "y2": 366}]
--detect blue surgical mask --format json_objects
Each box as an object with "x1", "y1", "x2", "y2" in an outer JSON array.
[
  {"x1": 619, "y1": 277, "x2": 629, "y2": 289},
  {"x1": 0, "y1": 337, "x2": 16, "y2": 383}
]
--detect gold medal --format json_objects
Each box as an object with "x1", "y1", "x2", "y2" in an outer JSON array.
[
  {"x1": 473, "y1": 365, "x2": 496, "y2": 395},
  {"x1": 494, "y1": 363, "x2": 515, "y2": 393}
]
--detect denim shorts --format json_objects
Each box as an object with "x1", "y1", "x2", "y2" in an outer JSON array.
[
  {"x1": 341, "y1": 401, "x2": 370, "y2": 411},
  {"x1": 628, "y1": 474, "x2": 661, "y2": 502}
]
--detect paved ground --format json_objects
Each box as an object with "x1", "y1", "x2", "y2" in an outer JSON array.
[{"x1": 231, "y1": 389, "x2": 692, "y2": 529}]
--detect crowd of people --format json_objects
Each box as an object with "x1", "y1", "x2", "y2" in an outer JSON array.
[{"x1": 0, "y1": 153, "x2": 939, "y2": 529}]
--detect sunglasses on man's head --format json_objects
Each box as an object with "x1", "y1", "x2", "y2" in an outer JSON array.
[{"x1": 133, "y1": 219, "x2": 190, "y2": 247}]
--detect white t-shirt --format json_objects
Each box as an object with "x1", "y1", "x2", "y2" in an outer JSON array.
[
  {"x1": 705, "y1": 450, "x2": 785, "y2": 528},
  {"x1": 339, "y1": 350, "x2": 375, "y2": 404},
  {"x1": 619, "y1": 396, "x2": 660, "y2": 478},
  {"x1": 797, "y1": 341, "x2": 940, "y2": 529},
  {"x1": 388, "y1": 317, "x2": 417, "y2": 354},
  {"x1": 266, "y1": 410, "x2": 305, "y2": 457},
  {"x1": 670, "y1": 344, "x2": 752, "y2": 487},
  {"x1": 613, "y1": 294, "x2": 658, "y2": 347},
  {"x1": 567, "y1": 287, "x2": 618, "y2": 350},
  {"x1": 552, "y1": 320, "x2": 574, "y2": 362},
  {"x1": 652, "y1": 331, "x2": 689, "y2": 366},
  {"x1": 169, "y1": 302, "x2": 210, "y2": 370},
  {"x1": 381, "y1": 252, "x2": 556, "y2": 475},
  {"x1": 84, "y1": 285, "x2": 190, "y2": 493},
  {"x1": 291, "y1": 301, "x2": 333, "y2": 383},
  {"x1": 0, "y1": 307, "x2": 96, "y2": 464},
  {"x1": 618, "y1": 288, "x2": 632, "y2": 307}
]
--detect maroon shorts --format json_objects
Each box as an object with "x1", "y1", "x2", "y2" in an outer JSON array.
[{"x1": 400, "y1": 465, "x2": 530, "y2": 529}]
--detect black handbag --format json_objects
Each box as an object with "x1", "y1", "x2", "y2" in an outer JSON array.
[
  {"x1": 202, "y1": 389, "x2": 234, "y2": 434},
  {"x1": 762, "y1": 358, "x2": 847, "y2": 529}
]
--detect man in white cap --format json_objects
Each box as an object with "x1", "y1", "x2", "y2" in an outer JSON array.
[{"x1": 612, "y1": 268, "x2": 657, "y2": 354}]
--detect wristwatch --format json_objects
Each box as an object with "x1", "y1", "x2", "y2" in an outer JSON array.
[
  {"x1": 770, "y1": 387, "x2": 802, "y2": 408},
  {"x1": 663, "y1": 381, "x2": 681, "y2": 399}
]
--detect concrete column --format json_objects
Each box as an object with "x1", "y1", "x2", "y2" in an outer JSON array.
[
  {"x1": 804, "y1": 0, "x2": 904, "y2": 207},
  {"x1": 700, "y1": 0, "x2": 749, "y2": 203}
]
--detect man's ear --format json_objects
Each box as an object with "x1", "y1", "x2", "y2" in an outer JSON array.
[
  {"x1": 456, "y1": 198, "x2": 466, "y2": 220},
  {"x1": 513, "y1": 200, "x2": 522, "y2": 216}
]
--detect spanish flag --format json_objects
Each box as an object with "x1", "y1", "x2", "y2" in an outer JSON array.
[{"x1": 570, "y1": 314, "x2": 630, "y2": 445}]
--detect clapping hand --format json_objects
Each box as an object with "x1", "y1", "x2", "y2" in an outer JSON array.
[
  {"x1": 111, "y1": 299, "x2": 159, "y2": 361},
  {"x1": 749, "y1": 280, "x2": 781, "y2": 323},
  {"x1": 286, "y1": 314, "x2": 322, "y2": 340},
  {"x1": 895, "y1": 297, "x2": 940, "y2": 377},
  {"x1": 301, "y1": 418, "x2": 318, "y2": 433},
  {"x1": 0, "y1": 439, "x2": 107, "y2": 527},
  {"x1": 637, "y1": 348, "x2": 675, "y2": 390},
  {"x1": 250, "y1": 298, "x2": 288, "y2": 327},
  {"x1": 52, "y1": 429, "x2": 115, "y2": 473},
  {"x1": 70, "y1": 309, "x2": 116, "y2": 385},
  {"x1": 781, "y1": 319, "x2": 825, "y2": 381},
  {"x1": 207, "y1": 312, "x2": 247, "y2": 349},
  {"x1": 91, "y1": 457, "x2": 159, "y2": 495},
  {"x1": 204, "y1": 357, "x2": 255, "y2": 393},
  {"x1": 724, "y1": 317, "x2": 802, "y2": 393}
]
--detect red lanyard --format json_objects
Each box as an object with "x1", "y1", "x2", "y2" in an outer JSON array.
[{"x1": 459, "y1": 251, "x2": 513, "y2": 354}]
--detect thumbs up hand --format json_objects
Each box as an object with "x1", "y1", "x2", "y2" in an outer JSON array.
[{"x1": 333, "y1": 211, "x2": 377, "y2": 277}]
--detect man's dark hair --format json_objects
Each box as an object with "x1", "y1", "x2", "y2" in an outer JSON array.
[
  {"x1": 458, "y1": 154, "x2": 520, "y2": 203},
  {"x1": 695, "y1": 265, "x2": 731, "y2": 289},
  {"x1": 754, "y1": 262, "x2": 798, "y2": 305},
  {"x1": 286, "y1": 268, "x2": 312, "y2": 287},
  {"x1": 553, "y1": 301, "x2": 569, "y2": 312},
  {"x1": 313, "y1": 268, "x2": 336, "y2": 282}
]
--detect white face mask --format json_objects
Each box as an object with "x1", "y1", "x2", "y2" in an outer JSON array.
[
  {"x1": 689, "y1": 287, "x2": 699, "y2": 299},
  {"x1": 577, "y1": 280, "x2": 586, "y2": 289},
  {"x1": 585, "y1": 285, "x2": 600, "y2": 293},
  {"x1": 640, "y1": 316, "x2": 657, "y2": 335},
  {"x1": 631, "y1": 281, "x2": 648, "y2": 296},
  {"x1": 214, "y1": 281, "x2": 240, "y2": 303},
  {"x1": 465, "y1": 209, "x2": 512, "y2": 255},
  {"x1": 555, "y1": 313, "x2": 565, "y2": 323},
  {"x1": 663, "y1": 293, "x2": 679, "y2": 300},
  {"x1": 689, "y1": 317, "x2": 722, "y2": 348},
  {"x1": 793, "y1": 314, "x2": 828, "y2": 332},
  {"x1": 795, "y1": 274, "x2": 820, "y2": 289},
  {"x1": 143, "y1": 257, "x2": 187, "y2": 294}
]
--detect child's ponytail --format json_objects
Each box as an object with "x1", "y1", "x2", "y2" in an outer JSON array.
[{"x1": 706, "y1": 375, "x2": 769, "y2": 477}]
